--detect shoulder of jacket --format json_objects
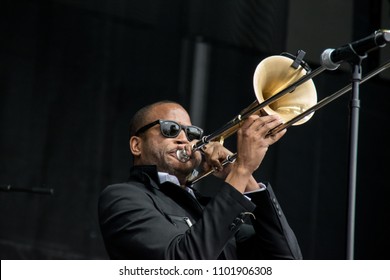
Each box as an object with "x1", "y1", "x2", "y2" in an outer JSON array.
[{"x1": 101, "y1": 178, "x2": 161, "y2": 196}]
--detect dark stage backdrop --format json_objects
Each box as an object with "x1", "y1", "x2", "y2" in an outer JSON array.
[{"x1": 0, "y1": 0, "x2": 389, "y2": 260}]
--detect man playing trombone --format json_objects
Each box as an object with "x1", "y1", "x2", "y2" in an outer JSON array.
[{"x1": 98, "y1": 100, "x2": 302, "y2": 260}]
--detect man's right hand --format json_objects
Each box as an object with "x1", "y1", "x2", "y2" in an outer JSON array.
[{"x1": 225, "y1": 114, "x2": 286, "y2": 193}]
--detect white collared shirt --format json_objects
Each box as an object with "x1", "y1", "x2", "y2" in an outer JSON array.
[{"x1": 158, "y1": 172, "x2": 196, "y2": 197}]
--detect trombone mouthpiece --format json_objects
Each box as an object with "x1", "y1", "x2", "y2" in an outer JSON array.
[{"x1": 176, "y1": 149, "x2": 190, "y2": 162}]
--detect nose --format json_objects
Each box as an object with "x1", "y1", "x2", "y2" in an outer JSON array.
[{"x1": 175, "y1": 129, "x2": 189, "y2": 143}]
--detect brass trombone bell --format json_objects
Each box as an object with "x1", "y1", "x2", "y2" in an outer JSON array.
[{"x1": 253, "y1": 55, "x2": 317, "y2": 125}]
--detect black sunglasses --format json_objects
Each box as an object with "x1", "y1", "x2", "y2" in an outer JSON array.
[{"x1": 135, "y1": 119, "x2": 203, "y2": 141}]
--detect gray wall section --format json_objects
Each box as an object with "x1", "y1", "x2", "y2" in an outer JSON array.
[{"x1": 287, "y1": 0, "x2": 354, "y2": 64}]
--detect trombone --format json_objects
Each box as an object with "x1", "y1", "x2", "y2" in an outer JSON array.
[{"x1": 180, "y1": 52, "x2": 390, "y2": 185}]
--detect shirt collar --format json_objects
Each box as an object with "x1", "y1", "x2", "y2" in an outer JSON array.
[
  {"x1": 158, "y1": 172, "x2": 196, "y2": 197},
  {"x1": 158, "y1": 172, "x2": 181, "y2": 186}
]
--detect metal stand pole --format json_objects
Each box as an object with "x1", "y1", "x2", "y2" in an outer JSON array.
[{"x1": 346, "y1": 56, "x2": 365, "y2": 260}]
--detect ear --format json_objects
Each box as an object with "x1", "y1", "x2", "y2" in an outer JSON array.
[{"x1": 129, "y1": 136, "x2": 142, "y2": 156}]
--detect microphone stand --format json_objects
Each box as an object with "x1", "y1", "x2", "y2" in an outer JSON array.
[
  {"x1": 0, "y1": 184, "x2": 54, "y2": 195},
  {"x1": 346, "y1": 54, "x2": 367, "y2": 260},
  {"x1": 321, "y1": 29, "x2": 390, "y2": 260}
]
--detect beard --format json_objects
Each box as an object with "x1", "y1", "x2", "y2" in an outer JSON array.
[
  {"x1": 159, "y1": 153, "x2": 200, "y2": 183},
  {"x1": 139, "y1": 140, "x2": 202, "y2": 184},
  {"x1": 160, "y1": 148, "x2": 204, "y2": 185}
]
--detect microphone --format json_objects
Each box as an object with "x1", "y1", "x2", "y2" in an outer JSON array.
[{"x1": 321, "y1": 29, "x2": 390, "y2": 70}]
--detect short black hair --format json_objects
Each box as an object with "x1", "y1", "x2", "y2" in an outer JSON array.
[{"x1": 128, "y1": 100, "x2": 181, "y2": 138}]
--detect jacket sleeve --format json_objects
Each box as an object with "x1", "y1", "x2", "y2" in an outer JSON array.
[
  {"x1": 237, "y1": 183, "x2": 303, "y2": 259},
  {"x1": 98, "y1": 182, "x2": 256, "y2": 260}
]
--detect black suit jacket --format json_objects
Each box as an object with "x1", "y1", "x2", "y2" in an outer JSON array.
[{"x1": 98, "y1": 165, "x2": 302, "y2": 260}]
